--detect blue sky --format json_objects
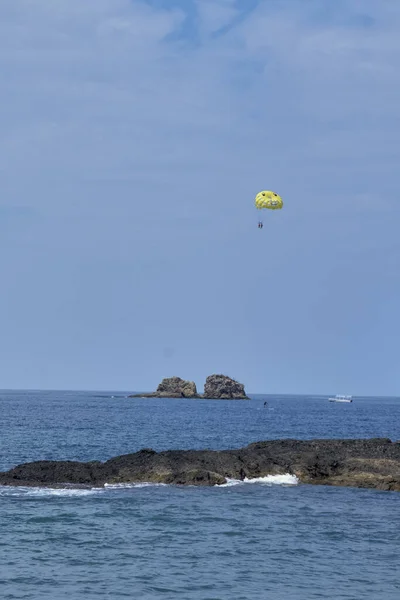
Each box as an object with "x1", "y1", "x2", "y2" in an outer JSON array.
[{"x1": 0, "y1": 0, "x2": 399, "y2": 395}]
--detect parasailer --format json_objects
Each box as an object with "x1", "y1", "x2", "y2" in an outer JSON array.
[{"x1": 255, "y1": 190, "x2": 283, "y2": 228}]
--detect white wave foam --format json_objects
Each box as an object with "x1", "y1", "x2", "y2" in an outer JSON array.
[
  {"x1": 245, "y1": 474, "x2": 299, "y2": 485},
  {"x1": 104, "y1": 482, "x2": 167, "y2": 489},
  {"x1": 219, "y1": 478, "x2": 243, "y2": 487},
  {"x1": 0, "y1": 481, "x2": 168, "y2": 497},
  {"x1": 31, "y1": 488, "x2": 101, "y2": 497},
  {"x1": 0, "y1": 485, "x2": 102, "y2": 497},
  {"x1": 0, "y1": 474, "x2": 298, "y2": 497},
  {"x1": 220, "y1": 473, "x2": 299, "y2": 487}
]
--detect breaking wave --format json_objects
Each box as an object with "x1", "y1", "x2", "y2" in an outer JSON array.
[
  {"x1": 104, "y1": 482, "x2": 168, "y2": 489},
  {"x1": 0, "y1": 473, "x2": 298, "y2": 497},
  {"x1": 0, "y1": 485, "x2": 103, "y2": 497},
  {"x1": 221, "y1": 473, "x2": 299, "y2": 487}
]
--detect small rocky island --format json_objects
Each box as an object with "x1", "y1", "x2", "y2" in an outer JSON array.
[
  {"x1": 129, "y1": 374, "x2": 249, "y2": 400},
  {"x1": 130, "y1": 376, "x2": 199, "y2": 398},
  {"x1": 203, "y1": 374, "x2": 249, "y2": 399},
  {"x1": 0, "y1": 438, "x2": 399, "y2": 492}
]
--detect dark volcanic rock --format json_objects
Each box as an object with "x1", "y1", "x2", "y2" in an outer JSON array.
[
  {"x1": 1, "y1": 438, "x2": 399, "y2": 492},
  {"x1": 203, "y1": 374, "x2": 249, "y2": 399},
  {"x1": 129, "y1": 376, "x2": 198, "y2": 398},
  {"x1": 0, "y1": 460, "x2": 105, "y2": 487}
]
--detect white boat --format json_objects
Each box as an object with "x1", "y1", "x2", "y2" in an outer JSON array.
[{"x1": 328, "y1": 394, "x2": 353, "y2": 403}]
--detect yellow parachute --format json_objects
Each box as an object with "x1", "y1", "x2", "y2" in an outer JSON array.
[{"x1": 255, "y1": 190, "x2": 283, "y2": 210}]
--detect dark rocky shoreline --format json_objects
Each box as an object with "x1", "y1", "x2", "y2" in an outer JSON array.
[{"x1": 1, "y1": 438, "x2": 399, "y2": 492}]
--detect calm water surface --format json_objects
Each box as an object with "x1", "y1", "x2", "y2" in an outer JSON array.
[{"x1": 0, "y1": 391, "x2": 399, "y2": 599}]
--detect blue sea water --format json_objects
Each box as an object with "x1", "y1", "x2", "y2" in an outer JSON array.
[{"x1": 0, "y1": 391, "x2": 399, "y2": 599}]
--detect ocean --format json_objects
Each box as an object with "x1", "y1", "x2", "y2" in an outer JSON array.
[{"x1": 0, "y1": 390, "x2": 399, "y2": 599}]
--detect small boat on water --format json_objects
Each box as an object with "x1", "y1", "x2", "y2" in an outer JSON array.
[{"x1": 328, "y1": 394, "x2": 353, "y2": 403}]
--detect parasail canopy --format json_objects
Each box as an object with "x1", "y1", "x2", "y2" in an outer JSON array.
[{"x1": 255, "y1": 190, "x2": 283, "y2": 210}]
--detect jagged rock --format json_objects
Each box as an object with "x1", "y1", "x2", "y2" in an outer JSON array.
[
  {"x1": 128, "y1": 374, "x2": 249, "y2": 399},
  {"x1": 129, "y1": 376, "x2": 198, "y2": 398},
  {"x1": 163, "y1": 470, "x2": 226, "y2": 486},
  {"x1": 203, "y1": 374, "x2": 249, "y2": 399},
  {"x1": 156, "y1": 376, "x2": 198, "y2": 398},
  {"x1": 1, "y1": 438, "x2": 399, "y2": 491},
  {"x1": 129, "y1": 375, "x2": 249, "y2": 400}
]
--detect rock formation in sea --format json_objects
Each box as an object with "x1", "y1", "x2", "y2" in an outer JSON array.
[
  {"x1": 203, "y1": 374, "x2": 249, "y2": 399},
  {"x1": 1, "y1": 438, "x2": 399, "y2": 492},
  {"x1": 156, "y1": 376, "x2": 198, "y2": 398},
  {"x1": 129, "y1": 374, "x2": 249, "y2": 399},
  {"x1": 129, "y1": 376, "x2": 198, "y2": 398}
]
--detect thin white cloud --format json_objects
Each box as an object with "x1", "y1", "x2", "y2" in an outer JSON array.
[
  {"x1": 0, "y1": 0, "x2": 399, "y2": 216},
  {"x1": 195, "y1": 0, "x2": 239, "y2": 35}
]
